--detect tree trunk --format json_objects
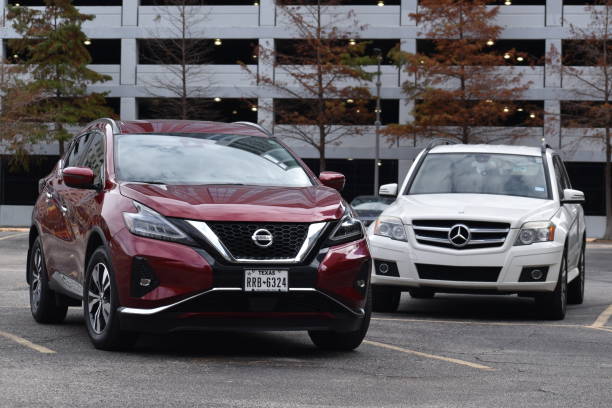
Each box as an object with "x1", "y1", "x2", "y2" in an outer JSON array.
[{"x1": 318, "y1": 125, "x2": 326, "y2": 172}]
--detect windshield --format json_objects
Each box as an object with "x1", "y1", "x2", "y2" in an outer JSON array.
[
  {"x1": 115, "y1": 133, "x2": 314, "y2": 187},
  {"x1": 351, "y1": 196, "x2": 394, "y2": 211},
  {"x1": 408, "y1": 153, "x2": 549, "y2": 199}
]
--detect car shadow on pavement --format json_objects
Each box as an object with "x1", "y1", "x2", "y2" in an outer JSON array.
[{"x1": 394, "y1": 293, "x2": 548, "y2": 322}]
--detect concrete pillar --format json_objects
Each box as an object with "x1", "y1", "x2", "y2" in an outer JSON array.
[
  {"x1": 545, "y1": 38, "x2": 562, "y2": 88},
  {"x1": 546, "y1": 0, "x2": 562, "y2": 27},
  {"x1": 259, "y1": 0, "x2": 275, "y2": 27},
  {"x1": 120, "y1": 38, "x2": 137, "y2": 85},
  {"x1": 258, "y1": 38, "x2": 274, "y2": 82},
  {"x1": 122, "y1": 0, "x2": 138, "y2": 27},
  {"x1": 120, "y1": 97, "x2": 137, "y2": 121},
  {"x1": 401, "y1": 0, "x2": 417, "y2": 26},
  {"x1": 544, "y1": 100, "x2": 561, "y2": 150},
  {"x1": 0, "y1": 1, "x2": 5, "y2": 28},
  {"x1": 399, "y1": 38, "x2": 416, "y2": 88},
  {"x1": 258, "y1": 97, "x2": 274, "y2": 130}
]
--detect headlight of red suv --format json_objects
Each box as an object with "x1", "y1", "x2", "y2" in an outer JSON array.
[{"x1": 123, "y1": 201, "x2": 195, "y2": 245}]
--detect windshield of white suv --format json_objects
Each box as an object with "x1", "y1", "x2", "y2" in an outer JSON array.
[
  {"x1": 115, "y1": 133, "x2": 314, "y2": 187},
  {"x1": 408, "y1": 153, "x2": 549, "y2": 199}
]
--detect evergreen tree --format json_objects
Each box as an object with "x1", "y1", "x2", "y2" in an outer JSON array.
[{"x1": 8, "y1": 0, "x2": 114, "y2": 155}]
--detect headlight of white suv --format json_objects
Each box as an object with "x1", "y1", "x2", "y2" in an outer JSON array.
[
  {"x1": 373, "y1": 216, "x2": 408, "y2": 242},
  {"x1": 514, "y1": 221, "x2": 555, "y2": 246},
  {"x1": 123, "y1": 201, "x2": 194, "y2": 245}
]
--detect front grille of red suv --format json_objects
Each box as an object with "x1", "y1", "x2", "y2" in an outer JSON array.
[{"x1": 207, "y1": 222, "x2": 309, "y2": 260}]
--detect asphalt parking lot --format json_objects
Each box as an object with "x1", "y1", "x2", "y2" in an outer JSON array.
[{"x1": 1, "y1": 230, "x2": 611, "y2": 407}]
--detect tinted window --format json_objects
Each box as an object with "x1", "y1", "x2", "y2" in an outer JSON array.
[
  {"x1": 80, "y1": 132, "x2": 105, "y2": 186},
  {"x1": 408, "y1": 153, "x2": 549, "y2": 199},
  {"x1": 115, "y1": 133, "x2": 314, "y2": 187},
  {"x1": 63, "y1": 135, "x2": 91, "y2": 168}
]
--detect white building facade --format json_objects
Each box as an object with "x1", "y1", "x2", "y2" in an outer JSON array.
[{"x1": 0, "y1": 0, "x2": 608, "y2": 235}]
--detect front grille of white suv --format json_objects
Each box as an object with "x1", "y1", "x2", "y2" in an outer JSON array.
[{"x1": 412, "y1": 220, "x2": 510, "y2": 250}]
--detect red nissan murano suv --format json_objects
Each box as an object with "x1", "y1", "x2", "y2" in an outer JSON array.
[{"x1": 27, "y1": 119, "x2": 372, "y2": 350}]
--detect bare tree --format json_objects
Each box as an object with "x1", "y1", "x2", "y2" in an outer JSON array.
[
  {"x1": 242, "y1": 0, "x2": 373, "y2": 171},
  {"x1": 142, "y1": 0, "x2": 216, "y2": 120},
  {"x1": 559, "y1": 1, "x2": 612, "y2": 239}
]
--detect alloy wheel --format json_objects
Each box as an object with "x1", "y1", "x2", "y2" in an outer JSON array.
[
  {"x1": 88, "y1": 262, "x2": 112, "y2": 334},
  {"x1": 30, "y1": 247, "x2": 43, "y2": 313}
]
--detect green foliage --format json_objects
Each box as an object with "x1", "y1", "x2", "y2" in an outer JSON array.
[{"x1": 7, "y1": 0, "x2": 114, "y2": 153}]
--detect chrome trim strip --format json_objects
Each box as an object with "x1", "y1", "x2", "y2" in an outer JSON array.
[
  {"x1": 118, "y1": 287, "x2": 242, "y2": 316},
  {"x1": 413, "y1": 226, "x2": 509, "y2": 234},
  {"x1": 415, "y1": 236, "x2": 506, "y2": 245},
  {"x1": 187, "y1": 220, "x2": 327, "y2": 264},
  {"x1": 118, "y1": 287, "x2": 363, "y2": 317}
]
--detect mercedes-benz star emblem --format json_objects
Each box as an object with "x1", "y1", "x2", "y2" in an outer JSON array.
[
  {"x1": 448, "y1": 224, "x2": 471, "y2": 247},
  {"x1": 251, "y1": 228, "x2": 273, "y2": 248}
]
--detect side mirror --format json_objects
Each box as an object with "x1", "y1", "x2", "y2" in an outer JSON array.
[
  {"x1": 561, "y1": 188, "x2": 585, "y2": 204},
  {"x1": 63, "y1": 167, "x2": 95, "y2": 189},
  {"x1": 319, "y1": 171, "x2": 345, "y2": 192},
  {"x1": 379, "y1": 183, "x2": 398, "y2": 196}
]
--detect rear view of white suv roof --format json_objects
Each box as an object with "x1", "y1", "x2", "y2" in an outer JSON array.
[{"x1": 430, "y1": 144, "x2": 542, "y2": 157}]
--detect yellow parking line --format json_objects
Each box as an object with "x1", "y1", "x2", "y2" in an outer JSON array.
[
  {"x1": 364, "y1": 340, "x2": 495, "y2": 371},
  {"x1": 372, "y1": 317, "x2": 581, "y2": 329},
  {"x1": 0, "y1": 232, "x2": 28, "y2": 241},
  {"x1": 589, "y1": 304, "x2": 612, "y2": 329},
  {"x1": 0, "y1": 330, "x2": 56, "y2": 354}
]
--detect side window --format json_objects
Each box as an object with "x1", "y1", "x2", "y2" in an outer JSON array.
[
  {"x1": 553, "y1": 156, "x2": 571, "y2": 193},
  {"x1": 80, "y1": 132, "x2": 105, "y2": 186},
  {"x1": 63, "y1": 134, "x2": 90, "y2": 168}
]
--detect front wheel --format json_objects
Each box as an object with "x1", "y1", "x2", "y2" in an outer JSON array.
[
  {"x1": 28, "y1": 237, "x2": 68, "y2": 324},
  {"x1": 568, "y1": 241, "x2": 585, "y2": 305},
  {"x1": 536, "y1": 247, "x2": 568, "y2": 320},
  {"x1": 372, "y1": 285, "x2": 401, "y2": 313},
  {"x1": 309, "y1": 290, "x2": 371, "y2": 351},
  {"x1": 83, "y1": 247, "x2": 137, "y2": 350}
]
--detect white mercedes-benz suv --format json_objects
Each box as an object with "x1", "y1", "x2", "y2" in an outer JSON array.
[{"x1": 368, "y1": 142, "x2": 586, "y2": 320}]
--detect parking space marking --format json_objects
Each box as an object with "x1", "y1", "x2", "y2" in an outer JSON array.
[
  {"x1": 590, "y1": 304, "x2": 612, "y2": 329},
  {"x1": 0, "y1": 232, "x2": 28, "y2": 241},
  {"x1": 364, "y1": 340, "x2": 494, "y2": 371},
  {"x1": 372, "y1": 317, "x2": 582, "y2": 329},
  {"x1": 0, "y1": 330, "x2": 56, "y2": 354}
]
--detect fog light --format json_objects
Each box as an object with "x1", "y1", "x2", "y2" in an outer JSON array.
[
  {"x1": 379, "y1": 263, "x2": 389, "y2": 274},
  {"x1": 530, "y1": 269, "x2": 543, "y2": 280}
]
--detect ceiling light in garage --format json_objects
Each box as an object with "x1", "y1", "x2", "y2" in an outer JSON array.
[
  {"x1": 504, "y1": 53, "x2": 511, "y2": 59},
  {"x1": 518, "y1": 108, "x2": 524, "y2": 112},
  {"x1": 504, "y1": 0, "x2": 512, "y2": 5},
  {"x1": 517, "y1": 56, "x2": 524, "y2": 62},
  {"x1": 214, "y1": 38, "x2": 222, "y2": 46},
  {"x1": 251, "y1": 106, "x2": 258, "y2": 112},
  {"x1": 349, "y1": 39, "x2": 356, "y2": 46},
  {"x1": 84, "y1": 39, "x2": 91, "y2": 45},
  {"x1": 346, "y1": 99, "x2": 354, "y2": 104},
  {"x1": 486, "y1": 39, "x2": 494, "y2": 46},
  {"x1": 530, "y1": 113, "x2": 536, "y2": 119},
  {"x1": 214, "y1": 97, "x2": 221, "y2": 102},
  {"x1": 377, "y1": 1, "x2": 384, "y2": 6},
  {"x1": 503, "y1": 107, "x2": 509, "y2": 113}
]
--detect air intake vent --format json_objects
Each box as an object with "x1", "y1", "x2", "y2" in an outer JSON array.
[{"x1": 416, "y1": 264, "x2": 502, "y2": 282}]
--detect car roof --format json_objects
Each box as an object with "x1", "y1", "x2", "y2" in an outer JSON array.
[
  {"x1": 429, "y1": 144, "x2": 544, "y2": 157},
  {"x1": 116, "y1": 120, "x2": 269, "y2": 138}
]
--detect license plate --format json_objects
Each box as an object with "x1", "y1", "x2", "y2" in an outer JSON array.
[{"x1": 244, "y1": 269, "x2": 288, "y2": 292}]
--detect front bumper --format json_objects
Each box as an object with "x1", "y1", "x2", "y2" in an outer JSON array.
[
  {"x1": 109, "y1": 229, "x2": 371, "y2": 332},
  {"x1": 118, "y1": 287, "x2": 364, "y2": 333},
  {"x1": 369, "y1": 232, "x2": 564, "y2": 293}
]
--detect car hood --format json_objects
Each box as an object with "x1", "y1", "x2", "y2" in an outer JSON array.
[
  {"x1": 119, "y1": 183, "x2": 345, "y2": 223},
  {"x1": 384, "y1": 194, "x2": 558, "y2": 228}
]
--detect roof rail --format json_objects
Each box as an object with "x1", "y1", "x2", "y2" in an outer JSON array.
[
  {"x1": 83, "y1": 118, "x2": 121, "y2": 134},
  {"x1": 233, "y1": 121, "x2": 272, "y2": 137},
  {"x1": 425, "y1": 138, "x2": 461, "y2": 151},
  {"x1": 540, "y1": 138, "x2": 552, "y2": 154}
]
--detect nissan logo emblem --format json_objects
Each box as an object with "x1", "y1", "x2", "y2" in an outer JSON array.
[
  {"x1": 448, "y1": 224, "x2": 471, "y2": 248},
  {"x1": 251, "y1": 228, "x2": 273, "y2": 248}
]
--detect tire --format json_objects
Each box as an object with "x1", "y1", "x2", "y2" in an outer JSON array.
[
  {"x1": 371, "y1": 285, "x2": 401, "y2": 313},
  {"x1": 536, "y1": 247, "x2": 568, "y2": 320},
  {"x1": 568, "y1": 240, "x2": 586, "y2": 305},
  {"x1": 28, "y1": 237, "x2": 68, "y2": 324},
  {"x1": 83, "y1": 247, "x2": 137, "y2": 350},
  {"x1": 408, "y1": 288, "x2": 435, "y2": 299},
  {"x1": 308, "y1": 289, "x2": 372, "y2": 351}
]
